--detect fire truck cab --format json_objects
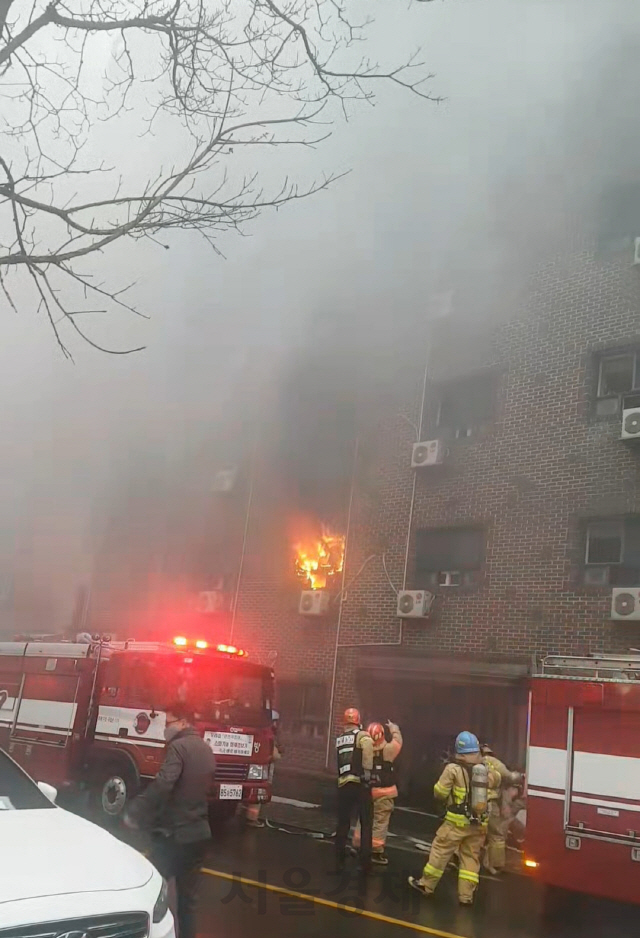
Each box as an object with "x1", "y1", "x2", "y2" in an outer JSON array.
[
  {"x1": 0, "y1": 637, "x2": 276, "y2": 825},
  {"x1": 526, "y1": 654, "x2": 640, "y2": 905}
]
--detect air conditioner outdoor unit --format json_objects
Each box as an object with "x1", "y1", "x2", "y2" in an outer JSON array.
[
  {"x1": 397, "y1": 590, "x2": 434, "y2": 619},
  {"x1": 197, "y1": 590, "x2": 228, "y2": 613},
  {"x1": 621, "y1": 408, "x2": 640, "y2": 440},
  {"x1": 634, "y1": 237, "x2": 640, "y2": 265},
  {"x1": 213, "y1": 469, "x2": 237, "y2": 493},
  {"x1": 299, "y1": 590, "x2": 330, "y2": 616},
  {"x1": 611, "y1": 588, "x2": 640, "y2": 621},
  {"x1": 411, "y1": 440, "x2": 445, "y2": 468}
]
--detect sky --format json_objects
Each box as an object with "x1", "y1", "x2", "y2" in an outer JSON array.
[{"x1": 0, "y1": 0, "x2": 638, "y2": 633}]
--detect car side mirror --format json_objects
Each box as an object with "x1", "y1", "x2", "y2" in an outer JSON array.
[{"x1": 37, "y1": 781, "x2": 58, "y2": 803}]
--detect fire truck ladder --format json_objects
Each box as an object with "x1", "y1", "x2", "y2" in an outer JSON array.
[{"x1": 538, "y1": 654, "x2": 640, "y2": 682}]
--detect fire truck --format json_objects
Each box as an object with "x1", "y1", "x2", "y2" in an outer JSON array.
[
  {"x1": 525, "y1": 654, "x2": 640, "y2": 905},
  {"x1": 0, "y1": 635, "x2": 276, "y2": 825}
]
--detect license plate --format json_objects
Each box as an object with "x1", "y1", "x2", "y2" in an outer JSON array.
[{"x1": 219, "y1": 784, "x2": 243, "y2": 800}]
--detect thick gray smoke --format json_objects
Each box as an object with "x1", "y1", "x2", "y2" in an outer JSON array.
[{"x1": 0, "y1": 0, "x2": 637, "y2": 635}]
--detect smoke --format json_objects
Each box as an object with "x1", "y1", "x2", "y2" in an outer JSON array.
[{"x1": 0, "y1": 0, "x2": 637, "y2": 635}]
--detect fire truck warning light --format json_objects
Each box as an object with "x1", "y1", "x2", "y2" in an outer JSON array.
[{"x1": 172, "y1": 636, "x2": 247, "y2": 656}]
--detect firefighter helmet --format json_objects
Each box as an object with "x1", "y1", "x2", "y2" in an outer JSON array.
[
  {"x1": 367, "y1": 722, "x2": 385, "y2": 743},
  {"x1": 455, "y1": 731, "x2": 480, "y2": 755},
  {"x1": 344, "y1": 707, "x2": 361, "y2": 726}
]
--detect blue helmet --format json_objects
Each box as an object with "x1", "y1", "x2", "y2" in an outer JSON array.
[{"x1": 455, "y1": 731, "x2": 480, "y2": 755}]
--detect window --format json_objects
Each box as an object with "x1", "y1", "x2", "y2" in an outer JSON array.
[
  {"x1": 584, "y1": 517, "x2": 640, "y2": 586},
  {"x1": 585, "y1": 521, "x2": 623, "y2": 565},
  {"x1": 596, "y1": 350, "x2": 640, "y2": 415},
  {"x1": 415, "y1": 527, "x2": 484, "y2": 589},
  {"x1": 277, "y1": 682, "x2": 328, "y2": 739},
  {"x1": 436, "y1": 373, "x2": 496, "y2": 439},
  {"x1": 599, "y1": 182, "x2": 640, "y2": 247}
]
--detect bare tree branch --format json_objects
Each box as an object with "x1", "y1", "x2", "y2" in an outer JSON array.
[{"x1": 0, "y1": 0, "x2": 438, "y2": 352}]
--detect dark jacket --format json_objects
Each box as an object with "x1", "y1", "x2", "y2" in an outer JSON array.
[{"x1": 128, "y1": 726, "x2": 216, "y2": 843}]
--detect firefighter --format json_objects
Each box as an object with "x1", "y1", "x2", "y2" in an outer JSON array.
[
  {"x1": 243, "y1": 709, "x2": 283, "y2": 828},
  {"x1": 352, "y1": 720, "x2": 403, "y2": 864},
  {"x1": 335, "y1": 707, "x2": 374, "y2": 873},
  {"x1": 408, "y1": 731, "x2": 500, "y2": 906},
  {"x1": 481, "y1": 743, "x2": 522, "y2": 874}
]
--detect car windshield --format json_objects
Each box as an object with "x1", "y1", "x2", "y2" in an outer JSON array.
[
  {"x1": 149, "y1": 657, "x2": 271, "y2": 727},
  {"x1": 0, "y1": 750, "x2": 55, "y2": 811}
]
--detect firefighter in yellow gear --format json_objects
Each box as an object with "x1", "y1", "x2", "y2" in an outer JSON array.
[
  {"x1": 408, "y1": 731, "x2": 500, "y2": 906},
  {"x1": 481, "y1": 743, "x2": 522, "y2": 874},
  {"x1": 352, "y1": 720, "x2": 403, "y2": 864}
]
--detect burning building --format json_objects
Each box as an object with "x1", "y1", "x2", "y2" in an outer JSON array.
[{"x1": 220, "y1": 217, "x2": 640, "y2": 803}]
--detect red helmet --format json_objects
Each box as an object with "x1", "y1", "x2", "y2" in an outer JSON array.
[
  {"x1": 343, "y1": 707, "x2": 361, "y2": 726},
  {"x1": 368, "y1": 722, "x2": 385, "y2": 744}
]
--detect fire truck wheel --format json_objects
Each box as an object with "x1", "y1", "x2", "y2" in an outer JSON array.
[{"x1": 92, "y1": 764, "x2": 138, "y2": 823}]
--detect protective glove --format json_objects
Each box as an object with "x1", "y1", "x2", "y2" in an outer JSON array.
[{"x1": 363, "y1": 769, "x2": 372, "y2": 785}]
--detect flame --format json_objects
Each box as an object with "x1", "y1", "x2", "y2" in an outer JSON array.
[{"x1": 294, "y1": 525, "x2": 345, "y2": 590}]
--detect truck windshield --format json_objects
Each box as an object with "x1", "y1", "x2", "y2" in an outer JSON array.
[
  {"x1": 0, "y1": 751, "x2": 55, "y2": 811},
  {"x1": 155, "y1": 657, "x2": 271, "y2": 727}
]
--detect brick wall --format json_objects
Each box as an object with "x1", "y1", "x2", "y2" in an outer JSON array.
[
  {"x1": 235, "y1": 237, "x2": 640, "y2": 776},
  {"x1": 340, "y1": 241, "x2": 640, "y2": 662}
]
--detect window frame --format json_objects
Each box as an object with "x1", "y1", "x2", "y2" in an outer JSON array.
[
  {"x1": 277, "y1": 680, "x2": 328, "y2": 739},
  {"x1": 414, "y1": 526, "x2": 485, "y2": 590},
  {"x1": 434, "y1": 372, "x2": 497, "y2": 440},
  {"x1": 597, "y1": 351, "x2": 640, "y2": 400},
  {"x1": 584, "y1": 520, "x2": 625, "y2": 567},
  {"x1": 581, "y1": 517, "x2": 640, "y2": 588}
]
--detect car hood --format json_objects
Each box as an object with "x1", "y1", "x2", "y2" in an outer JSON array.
[{"x1": 0, "y1": 807, "x2": 153, "y2": 905}]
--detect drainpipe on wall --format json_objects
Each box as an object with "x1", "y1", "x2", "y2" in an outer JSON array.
[
  {"x1": 324, "y1": 436, "x2": 359, "y2": 768},
  {"x1": 324, "y1": 336, "x2": 432, "y2": 766}
]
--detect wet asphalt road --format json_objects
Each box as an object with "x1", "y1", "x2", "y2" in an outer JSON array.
[{"x1": 192, "y1": 821, "x2": 639, "y2": 938}]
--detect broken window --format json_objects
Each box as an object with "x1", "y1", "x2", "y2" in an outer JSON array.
[
  {"x1": 436, "y1": 373, "x2": 496, "y2": 439},
  {"x1": 415, "y1": 527, "x2": 484, "y2": 589},
  {"x1": 584, "y1": 518, "x2": 640, "y2": 586}
]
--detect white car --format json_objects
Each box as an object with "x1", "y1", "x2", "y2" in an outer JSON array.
[{"x1": 0, "y1": 748, "x2": 175, "y2": 937}]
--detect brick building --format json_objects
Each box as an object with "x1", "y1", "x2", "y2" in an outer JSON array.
[{"x1": 224, "y1": 227, "x2": 640, "y2": 802}]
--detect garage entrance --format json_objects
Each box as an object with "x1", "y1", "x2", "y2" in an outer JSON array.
[{"x1": 356, "y1": 652, "x2": 528, "y2": 810}]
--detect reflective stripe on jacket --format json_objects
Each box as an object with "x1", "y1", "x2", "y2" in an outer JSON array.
[
  {"x1": 433, "y1": 760, "x2": 499, "y2": 828},
  {"x1": 336, "y1": 727, "x2": 373, "y2": 786}
]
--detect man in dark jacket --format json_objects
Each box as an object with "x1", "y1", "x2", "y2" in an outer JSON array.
[{"x1": 126, "y1": 702, "x2": 216, "y2": 938}]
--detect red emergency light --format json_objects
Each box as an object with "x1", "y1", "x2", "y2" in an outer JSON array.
[
  {"x1": 216, "y1": 643, "x2": 248, "y2": 657},
  {"x1": 172, "y1": 636, "x2": 247, "y2": 657}
]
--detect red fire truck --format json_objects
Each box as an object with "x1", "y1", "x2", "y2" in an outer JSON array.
[
  {"x1": 525, "y1": 654, "x2": 640, "y2": 905},
  {"x1": 0, "y1": 635, "x2": 276, "y2": 825}
]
